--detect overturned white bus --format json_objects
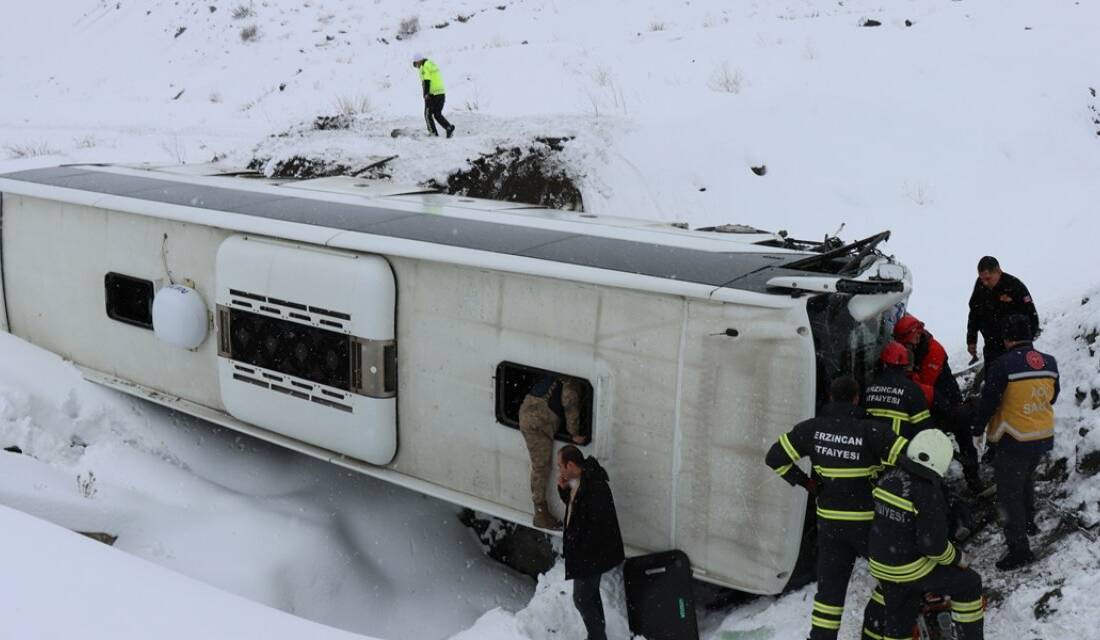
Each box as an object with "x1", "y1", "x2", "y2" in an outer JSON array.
[{"x1": 0, "y1": 163, "x2": 909, "y2": 593}]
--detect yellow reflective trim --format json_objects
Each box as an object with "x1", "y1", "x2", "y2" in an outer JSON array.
[
  {"x1": 951, "y1": 598, "x2": 984, "y2": 613},
  {"x1": 869, "y1": 557, "x2": 936, "y2": 583},
  {"x1": 866, "y1": 408, "x2": 909, "y2": 420},
  {"x1": 779, "y1": 433, "x2": 800, "y2": 462},
  {"x1": 813, "y1": 601, "x2": 845, "y2": 616},
  {"x1": 885, "y1": 437, "x2": 907, "y2": 466},
  {"x1": 814, "y1": 465, "x2": 876, "y2": 478},
  {"x1": 869, "y1": 587, "x2": 885, "y2": 605},
  {"x1": 862, "y1": 628, "x2": 884, "y2": 640},
  {"x1": 817, "y1": 507, "x2": 875, "y2": 521},
  {"x1": 775, "y1": 464, "x2": 793, "y2": 476},
  {"x1": 930, "y1": 543, "x2": 957, "y2": 565},
  {"x1": 869, "y1": 557, "x2": 927, "y2": 574},
  {"x1": 872, "y1": 487, "x2": 916, "y2": 513},
  {"x1": 811, "y1": 615, "x2": 842, "y2": 630},
  {"x1": 952, "y1": 610, "x2": 985, "y2": 624},
  {"x1": 911, "y1": 410, "x2": 931, "y2": 424}
]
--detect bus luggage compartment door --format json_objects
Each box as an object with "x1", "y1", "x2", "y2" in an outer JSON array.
[{"x1": 215, "y1": 235, "x2": 397, "y2": 465}]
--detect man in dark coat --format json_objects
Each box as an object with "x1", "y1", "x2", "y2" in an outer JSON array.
[
  {"x1": 557, "y1": 445, "x2": 625, "y2": 640},
  {"x1": 966, "y1": 256, "x2": 1039, "y2": 365}
]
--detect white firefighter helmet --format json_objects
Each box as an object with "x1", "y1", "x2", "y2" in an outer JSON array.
[{"x1": 906, "y1": 429, "x2": 953, "y2": 478}]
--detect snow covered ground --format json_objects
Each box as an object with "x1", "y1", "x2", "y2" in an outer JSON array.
[
  {"x1": 1, "y1": 0, "x2": 1098, "y2": 638},
  {"x1": 0, "y1": 332, "x2": 533, "y2": 639},
  {"x1": 1, "y1": 503, "x2": 371, "y2": 640}
]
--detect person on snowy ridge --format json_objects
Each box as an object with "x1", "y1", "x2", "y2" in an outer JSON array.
[
  {"x1": 870, "y1": 429, "x2": 985, "y2": 640},
  {"x1": 764, "y1": 376, "x2": 907, "y2": 640},
  {"x1": 863, "y1": 342, "x2": 932, "y2": 440},
  {"x1": 411, "y1": 53, "x2": 455, "y2": 138},
  {"x1": 971, "y1": 314, "x2": 1058, "y2": 571},
  {"x1": 557, "y1": 446, "x2": 624, "y2": 640},
  {"x1": 966, "y1": 256, "x2": 1039, "y2": 365},
  {"x1": 893, "y1": 314, "x2": 981, "y2": 492}
]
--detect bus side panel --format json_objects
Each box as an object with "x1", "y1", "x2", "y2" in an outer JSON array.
[
  {"x1": 388, "y1": 257, "x2": 685, "y2": 554},
  {"x1": 0, "y1": 192, "x2": 9, "y2": 333},
  {"x1": 674, "y1": 299, "x2": 815, "y2": 593},
  {"x1": 2, "y1": 195, "x2": 229, "y2": 409}
]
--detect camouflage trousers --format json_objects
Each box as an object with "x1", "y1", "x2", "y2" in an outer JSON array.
[{"x1": 519, "y1": 395, "x2": 559, "y2": 512}]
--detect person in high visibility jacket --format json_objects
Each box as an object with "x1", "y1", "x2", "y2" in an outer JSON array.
[
  {"x1": 972, "y1": 314, "x2": 1058, "y2": 570},
  {"x1": 870, "y1": 429, "x2": 985, "y2": 640},
  {"x1": 863, "y1": 342, "x2": 931, "y2": 440},
  {"x1": 765, "y1": 376, "x2": 907, "y2": 640},
  {"x1": 893, "y1": 314, "x2": 981, "y2": 491},
  {"x1": 412, "y1": 53, "x2": 455, "y2": 138}
]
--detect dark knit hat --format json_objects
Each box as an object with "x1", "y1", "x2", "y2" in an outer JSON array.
[{"x1": 1002, "y1": 314, "x2": 1033, "y2": 342}]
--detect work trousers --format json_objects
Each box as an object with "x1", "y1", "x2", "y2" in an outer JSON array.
[
  {"x1": 810, "y1": 520, "x2": 883, "y2": 640},
  {"x1": 993, "y1": 448, "x2": 1042, "y2": 553},
  {"x1": 881, "y1": 564, "x2": 984, "y2": 640},
  {"x1": 519, "y1": 395, "x2": 559, "y2": 512},
  {"x1": 938, "y1": 407, "x2": 979, "y2": 474},
  {"x1": 424, "y1": 93, "x2": 451, "y2": 135},
  {"x1": 572, "y1": 572, "x2": 608, "y2": 640}
]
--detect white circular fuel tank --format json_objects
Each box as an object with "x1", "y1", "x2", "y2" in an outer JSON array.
[{"x1": 152, "y1": 284, "x2": 208, "y2": 350}]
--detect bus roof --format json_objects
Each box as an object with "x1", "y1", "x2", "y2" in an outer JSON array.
[{"x1": 0, "y1": 164, "x2": 832, "y2": 294}]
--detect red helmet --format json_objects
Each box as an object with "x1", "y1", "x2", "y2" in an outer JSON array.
[
  {"x1": 893, "y1": 314, "x2": 925, "y2": 345},
  {"x1": 881, "y1": 341, "x2": 910, "y2": 366}
]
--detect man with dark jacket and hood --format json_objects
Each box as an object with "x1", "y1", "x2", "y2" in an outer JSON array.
[{"x1": 557, "y1": 445, "x2": 625, "y2": 640}]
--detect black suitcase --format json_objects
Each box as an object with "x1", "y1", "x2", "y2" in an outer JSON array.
[{"x1": 623, "y1": 550, "x2": 699, "y2": 640}]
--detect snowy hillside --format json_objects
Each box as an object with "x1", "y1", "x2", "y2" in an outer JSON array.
[
  {"x1": 1, "y1": 0, "x2": 1099, "y2": 638},
  {"x1": 4, "y1": 0, "x2": 1099, "y2": 341}
]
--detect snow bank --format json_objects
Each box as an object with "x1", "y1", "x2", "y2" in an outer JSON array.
[
  {"x1": 0, "y1": 503, "x2": 370, "y2": 640},
  {"x1": 453, "y1": 562, "x2": 631, "y2": 640},
  {"x1": 0, "y1": 333, "x2": 531, "y2": 640}
]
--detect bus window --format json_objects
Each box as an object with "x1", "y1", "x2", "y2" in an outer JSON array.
[
  {"x1": 104, "y1": 272, "x2": 155, "y2": 329},
  {"x1": 495, "y1": 362, "x2": 594, "y2": 443}
]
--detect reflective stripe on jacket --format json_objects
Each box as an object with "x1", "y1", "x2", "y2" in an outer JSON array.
[
  {"x1": 764, "y1": 403, "x2": 907, "y2": 522},
  {"x1": 419, "y1": 59, "x2": 445, "y2": 95},
  {"x1": 975, "y1": 343, "x2": 1059, "y2": 453},
  {"x1": 863, "y1": 369, "x2": 931, "y2": 439},
  {"x1": 869, "y1": 463, "x2": 957, "y2": 583}
]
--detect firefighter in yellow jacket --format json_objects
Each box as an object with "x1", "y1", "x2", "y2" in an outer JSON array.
[
  {"x1": 412, "y1": 53, "x2": 455, "y2": 138},
  {"x1": 972, "y1": 314, "x2": 1059, "y2": 570}
]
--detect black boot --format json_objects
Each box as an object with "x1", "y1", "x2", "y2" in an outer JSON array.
[
  {"x1": 996, "y1": 546, "x2": 1035, "y2": 571},
  {"x1": 964, "y1": 467, "x2": 985, "y2": 495}
]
